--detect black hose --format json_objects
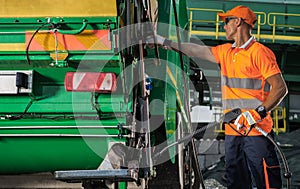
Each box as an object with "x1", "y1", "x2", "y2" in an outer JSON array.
[
  {"x1": 266, "y1": 134, "x2": 292, "y2": 189},
  {"x1": 26, "y1": 23, "x2": 49, "y2": 65},
  {"x1": 154, "y1": 121, "x2": 218, "y2": 158}
]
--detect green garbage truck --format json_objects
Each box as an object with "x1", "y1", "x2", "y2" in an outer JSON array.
[{"x1": 0, "y1": 0, "x2": 201, "y2": 188}]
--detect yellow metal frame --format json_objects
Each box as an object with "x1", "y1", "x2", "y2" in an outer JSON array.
[
  {"x1": 272, "y1": 107, "x2": 287, "y2": 135},
  {"x1": 214, "y1": 122, "x2": 225, "y2": 133},
  {"x1": 268, "y1": 12, "x2": 300, "y2": 42},
  {"x1": 188, "y1": 8, "x2": 224, "y2": 39},
  {"x1": 188, "y1": 8, "x2": 300, "y2": 43},
  {"x1": 254, "y1": 12, "x2": 267, "y2": 41},
  {"x1": 211, "y1": 107, "x2": 225, "y2": 133}
]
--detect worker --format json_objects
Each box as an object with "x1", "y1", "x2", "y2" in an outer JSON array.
[{"x1": 147, "y1": 5, "x2": 288, "y2": 189}]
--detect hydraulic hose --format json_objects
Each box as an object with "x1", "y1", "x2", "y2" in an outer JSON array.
[{"x1": 26, "y1": 23, "x2": 49, "y2": 65}]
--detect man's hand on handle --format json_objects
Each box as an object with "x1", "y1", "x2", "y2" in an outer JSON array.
[{"x1": 234, "y1": 106, "x2": 267, "y2": 131}]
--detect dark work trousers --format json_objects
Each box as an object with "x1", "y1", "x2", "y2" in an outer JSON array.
[{"x1": 225, "y1": 132, "x2": 282, "y2": 189}]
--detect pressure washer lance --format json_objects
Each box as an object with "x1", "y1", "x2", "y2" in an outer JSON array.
[{"x1": 154, "y1": 108, "x2": 292, "y2": 189}]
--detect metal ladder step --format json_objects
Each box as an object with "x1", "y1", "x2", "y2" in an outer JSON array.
[{"x1": 54, "y1": 169, "x2": 137, "y2": 183}]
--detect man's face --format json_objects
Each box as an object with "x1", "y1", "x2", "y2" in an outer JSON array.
[{"x1": 223, "y1": 17, "x2": 238, "y2": 40}]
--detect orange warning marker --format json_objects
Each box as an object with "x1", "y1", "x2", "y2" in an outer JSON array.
[{"x1": 26, "y1": 30, "x2": 111, "y2": 51}]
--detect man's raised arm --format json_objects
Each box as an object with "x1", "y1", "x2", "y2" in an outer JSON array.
[{"x1": 146, "y1": 35, "x2": 216, "y2": 63}]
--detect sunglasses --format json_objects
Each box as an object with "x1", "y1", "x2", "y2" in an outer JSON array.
[{"x1": 225, "y1": 17, "x2": 238, "y2": 25}]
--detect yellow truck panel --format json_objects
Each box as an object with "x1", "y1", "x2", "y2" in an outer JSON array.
[{"x1": 0, "y1": 0, "x2": 117, "y2": 17}]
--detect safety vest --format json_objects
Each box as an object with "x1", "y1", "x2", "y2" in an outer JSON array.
[{"x1": 211, "y1": 37, "x2": 281, "y2": 136}]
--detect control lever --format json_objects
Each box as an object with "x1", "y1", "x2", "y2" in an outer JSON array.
[{"x1": 222, "y1": 108, "x2": 241, "y2": 124}]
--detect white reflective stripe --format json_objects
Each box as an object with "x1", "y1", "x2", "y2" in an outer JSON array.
[
  {"x1": 222, "y1": 75, "x2": 262, "y2": 90},
  {"x1": 73, "y1": 73, "x2": 85, "y2": 90},
  {"x1": 234, "y1": 114, "x2": 243, "y2": 130},
  {"x1": 222, "y1": 75, "x2": 271, "y2": 92},
  {"x1": 243, "y1": 111, "x2": 256, "y2": 126},
  {"x1": 222, "y1": 99, "x2": 262, "y2": 110},
  {"x1": 99, "y1": 73, "x2": 113, "y2": 90}
]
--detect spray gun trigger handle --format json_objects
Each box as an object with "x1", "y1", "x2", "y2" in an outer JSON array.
[{"x1": 222, "y1": 108, "x2": 242, "y2": 124}]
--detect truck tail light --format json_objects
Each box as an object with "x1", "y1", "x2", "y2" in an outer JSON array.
[{"x1": 64, "y1": 72, "x2": 117, "y2": 93}]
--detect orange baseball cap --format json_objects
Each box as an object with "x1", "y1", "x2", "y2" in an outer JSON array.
[{"x1": 218, "y1": 5, "x2": 257, "y2": 28}]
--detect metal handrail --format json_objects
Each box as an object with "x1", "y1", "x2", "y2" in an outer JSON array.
[
  {"x1": 255, "y1": 12, "x2": 267, "y2": 41},
  {"x1": 188, "y1": 8, "x2": 267, "y2": 40},
  {"x1": 267, "y1": 12, "x2": 300, "y2": 42},
  {"x1": 187, "y1": 8, "x2": 300, "y2": 43},
  {"x1": 188, "y1": 8, "x2": 224, "y2": 39},
  {"x1": 268, "y1": 12, "x2": 300, "y2": 28},
  {"x1": 187, "y1": 7, "x2": 224, "y2": 22},
  {"x1": 255, "y1": 12, "x2": 267, "y2": 25}
]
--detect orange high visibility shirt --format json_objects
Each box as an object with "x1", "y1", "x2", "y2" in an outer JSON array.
[{"x1": 211, "y1": 37, "x2": 281, "y2": 136}]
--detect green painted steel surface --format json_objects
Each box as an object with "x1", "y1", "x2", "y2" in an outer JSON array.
[
  {"x1": 0, "y1": 117, "x2": 126, "y2": 174},
  {"x1": 0, "y1": 1, "x2": 192, "y2": 184},
  {"x1": 0, "y1": 134, "x2": 120, "y2": 174},
  {"x1": 156, "y1": 0, "x2": 190, "y2": 163},
  {"x1": 0, "y1": 0, "x2": 130, "y2": 175},
  {"x1": 0, "y1": 64, "x2": 128, "y2": 173}
]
